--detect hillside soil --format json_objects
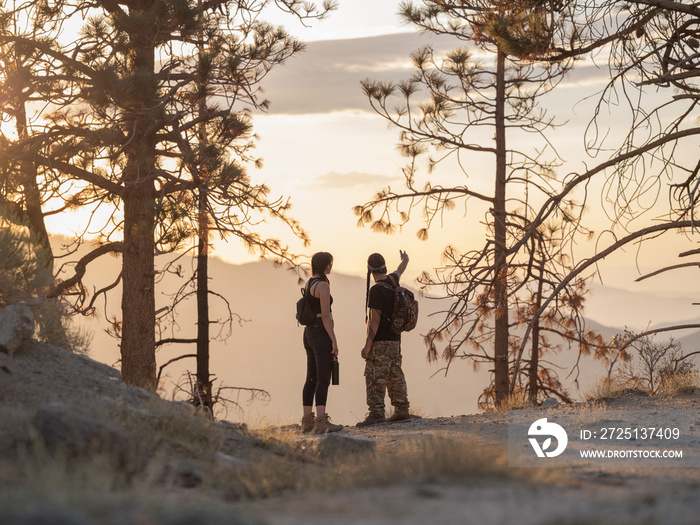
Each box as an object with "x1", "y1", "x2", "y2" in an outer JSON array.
[{"x1": 2, "y1": 341, "x2": 700, "y2": 524}]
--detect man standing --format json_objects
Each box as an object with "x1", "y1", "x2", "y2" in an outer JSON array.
[{"x1": 357, "y1": 250, "x2": 410, "y2": 426}]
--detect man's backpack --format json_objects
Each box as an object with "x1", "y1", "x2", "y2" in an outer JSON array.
[
  {"x1": 378, "y1": 276, "x2": 419, "y2": 334},
  {"x1": 296, "y1": 278, "x2": 319, "y2": 326}
]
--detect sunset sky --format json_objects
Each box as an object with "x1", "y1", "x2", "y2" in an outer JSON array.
[
  {"x1": 28, "y1": 0, "x2": 699, "y2": 420},
  {"x1": 237, "y1": 1, "x2": 697, "y2": 295},
  {"x1": 45, "y1": 0, "x2": 699, "y2": 297}
]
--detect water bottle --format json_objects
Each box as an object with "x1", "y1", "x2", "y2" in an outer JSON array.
[{"x1": 331, "y1": 355, "x2": 339, "y2": 385}]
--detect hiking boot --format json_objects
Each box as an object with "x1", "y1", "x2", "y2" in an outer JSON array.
[
  {"x1": 387, "y1": 410, "x2": 410, "y2": 423},
  {"x1": 314, "y1": 413, "x2": 343, "y2": 434},
  {"x1": 356, "y1": 413, "x2": 387, "y2": 427},
  {"x1": 301, "y1": 413, "x2": 316, "y2": 433}
]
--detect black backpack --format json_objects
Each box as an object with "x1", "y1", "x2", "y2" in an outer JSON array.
[
  {"x1": 378, "y1": 275, "x2": 419, "y2": 334},
  {"x1": 296, "y1": 278, "x2": 319, "y2": 326}
]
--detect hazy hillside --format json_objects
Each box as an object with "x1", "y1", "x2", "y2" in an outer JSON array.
[
  {"x1": 58, "y1": 238, "x2": 700, "y2": 423},
  {"x1": 74, "y1": 248, "x2": 488, "y2": 424},
  {"x1": 587, "y1": 282, "x2": 699, "y2": 331}
]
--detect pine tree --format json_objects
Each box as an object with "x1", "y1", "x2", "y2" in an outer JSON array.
[
  {"x1": 0, "y1": 0, "x2": 68, "y2": 273},
  {"x1": 0, "y1": 0, "x2": 334, "y2": 389}
]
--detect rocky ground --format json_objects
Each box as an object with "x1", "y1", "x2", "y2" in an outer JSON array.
[
  {"x1": 2, "y1": 339, "x2": 700, "y2": 524},
  {"x1": 250, "y1": 403, "x2": 700, "y2": 525}
]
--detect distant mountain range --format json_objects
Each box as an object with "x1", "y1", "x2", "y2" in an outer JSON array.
[
  {"x1": 587, "y1": 282, "x2": 700, "y2": 332},
  {"x1": 59, "y1": 240, "x2": 700, "y2": 423}
]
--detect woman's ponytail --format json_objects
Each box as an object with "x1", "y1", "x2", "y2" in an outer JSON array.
[
  {"x1": 365, "y1": 253, "x2": 386, "y2": 323},
  {"x1": 365, "y1": 270, "x2": 371, "y2": 323}
]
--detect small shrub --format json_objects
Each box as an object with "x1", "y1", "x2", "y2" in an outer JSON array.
[
  {"x1": 32, "y1": 299, "x2": 93, "y2": 355},
  {"x1": 0, "y1": 212, "x2": 93, "y2": 354},
  {"x1": 656, "y1": 349, "x2": 700, "y2": 396}
]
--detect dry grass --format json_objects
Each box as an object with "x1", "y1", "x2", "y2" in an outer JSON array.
[
  {"x1": 209, "y1": 433, "x2": 564, "y2": 500},
  {"x1": 0, "y1": 393, "x2": 573, "y2": 525},
  {"x1": 486, "y1": 390, "x2": 534, "y2": 412},
  {"x1": 564, "y1": 401, "x2": 610, "y2": 428},
  {"x1": 408, "y1": 406, "x2": 428, "y2": 418},
  {"x1": 114, "y1": 397, "x2": 225, "y2": 460},
  {"x1": 584, "y1": 376, "x2": 647, "y2": 402},
  {"x1": 586, "y1": 371, "x2": 700, "y2": 402},
  {"x1": 0, "y1": 448, "x2": 256, "y2": 525},
  {"x1": 657, "y1": 371, "x2": 700, "y2": 397},
  {"x1": 4, "y1": 414, "x2": 548, "y2": 509},
  {"x1": 335, "y1": 437, "x2": 510, "y2": 486}
]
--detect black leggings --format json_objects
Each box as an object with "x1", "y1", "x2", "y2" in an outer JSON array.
[{"x1": 302, "y1": 319, "x2": 333, "y2": 407}]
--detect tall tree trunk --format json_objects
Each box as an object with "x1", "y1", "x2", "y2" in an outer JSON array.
[
  {"x1": 120, "y1": 20, "x2": 157, "y2": 390},
  {"x1": 528, "y1": 249, "x2": 545, "y2": 405},
  {"x1": 196, "y1": 188, "x2": 212, "y2": 410},
  {"x1": 121, "y1": 178, "x2": 156, "y2": 389},
  {"x1": 493, "y1": 48, "x2": 509, "y2": 405},
  {"x1": 195, "y1": 3, "x2": 213, "y2": 412},
  {"x1": 15, "y1": 83, "x2": 67, "y2": 346},
  {"x1": 16, "y1": 101, "x2": 53, "y2": 274}
]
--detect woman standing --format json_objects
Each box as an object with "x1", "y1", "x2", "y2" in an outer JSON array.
[{"x1": 301, "y1": 252, "x2": 343, "y2": 434}]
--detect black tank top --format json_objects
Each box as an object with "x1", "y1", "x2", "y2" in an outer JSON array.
[{"x1": 306, "y1": 277, "x2": 333, "y2": 315}]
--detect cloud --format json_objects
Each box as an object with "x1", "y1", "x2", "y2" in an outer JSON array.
[
  {"x1": 259, "y1": 32, "x2": 614, "y2": 116},
  {"x1": 309, "y1": 171, "x2": 403, "y2": 189},
  {"x1": 260, "y1": 32, "x2": 460, "y2": 115},
  {"x1": 557, "y1": 62, "x2": 611, "y2": 90}
]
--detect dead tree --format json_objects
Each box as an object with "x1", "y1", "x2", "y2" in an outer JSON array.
[{"x1": 355, "y1": 0, "x2": 583, "y2": 405}]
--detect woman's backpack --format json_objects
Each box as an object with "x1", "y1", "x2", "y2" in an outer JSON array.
[
  {"x1": 295, "y1": 279, "x2": 319, "y2": 326},
  {"x1": 378, "y1": 276, "x2": 419, "y2": 334}
]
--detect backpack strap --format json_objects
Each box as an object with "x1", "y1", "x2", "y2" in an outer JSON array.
[
  {"x1": 377, "y1": 274, "x2": 398, "y2": 291},
  {"x1": 307, "y1": 277, "x2": 324, "y2": 296},
  {"x1": 388, "y1": 273, "x2": 399, "y2": 287}
]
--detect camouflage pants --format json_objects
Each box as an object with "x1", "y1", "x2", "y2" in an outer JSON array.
[{"x1": 364, "y1": 340, "x2": 409, "y2": 417}]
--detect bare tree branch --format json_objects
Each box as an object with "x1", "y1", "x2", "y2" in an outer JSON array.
[
  {"x1": 48, "y1": 242, "x2": 123, "y2": 298},
  {"x1": 636, "y1": 262, "x2": 700, "y2": 282}
]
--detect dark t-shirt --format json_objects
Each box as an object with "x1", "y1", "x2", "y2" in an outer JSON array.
[{"x1": 368, "y1": 272, "x2": 400, "y2": 342}]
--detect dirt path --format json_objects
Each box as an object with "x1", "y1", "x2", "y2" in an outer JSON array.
[{"x1": 245, "y1": 397, "x2": 700, "y2": 525}]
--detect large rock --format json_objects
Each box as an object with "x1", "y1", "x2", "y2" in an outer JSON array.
[
  {"x1": 0, "y1": 304, "x2": 35, "y2": 355},
  {"x1": 32, "y1": 402, "x2": 140, "y2": 470},
  {"x1": 316, "y1": 433, "x2": 376, "y2": 461}
]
